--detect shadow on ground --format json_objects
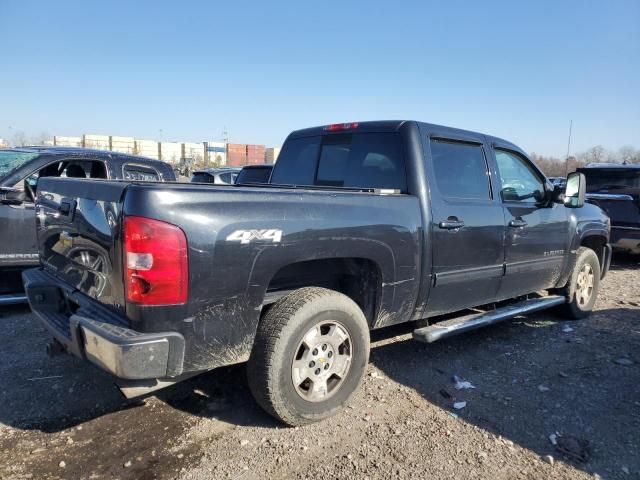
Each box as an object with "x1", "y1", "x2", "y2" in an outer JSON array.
[{"x1": 1, "y1": 258, "x2": 638, "y2": 478}]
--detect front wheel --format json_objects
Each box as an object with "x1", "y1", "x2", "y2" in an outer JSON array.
[
  {"x1": 558, "y1": 247, "x2": 601, "y2": 319},
  {"x1": 247, "y1": 287, "x2": 370, "y2": 426}
]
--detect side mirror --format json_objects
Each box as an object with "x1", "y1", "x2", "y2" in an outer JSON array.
[
  {"x1": 564, "y1": 172, "x2": 586, "y2": 208},
  {"x1": 0, "y1": 189, "x2": 27, "y2": 205}
]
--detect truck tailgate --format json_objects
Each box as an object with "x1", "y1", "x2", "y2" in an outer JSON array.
[{"x1": 35, "y1": 178, "x2": 128, "y2": 311}]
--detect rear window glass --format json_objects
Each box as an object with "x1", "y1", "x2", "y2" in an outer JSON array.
[
  {"x1": 581, "y1": 169, "x2": 640, "y2": 192},
  {"x1": 123, "y1": 164, "x2": 160, "y2": 181},
  {"x1": 271, "y1": 133, "x2": 406, "y2": 191},
  {"x1": 430, "y1": 140, "x2": 490, "y2": 200},
  {"x1": 236, "y1": 167, "x2": 273, "y2": 184}
]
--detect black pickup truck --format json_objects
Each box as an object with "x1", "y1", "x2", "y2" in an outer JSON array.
[
  {"x1": 23, "y1": 121, "x2": 611, "y2": 426},
  {"x1": 579, "y1": 162, "x2": 640, "y2": 255},
  {"x1": 0, "y1": 147, "x2": 176, "y2": 304}
]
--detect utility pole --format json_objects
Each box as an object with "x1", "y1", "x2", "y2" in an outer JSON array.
[
  {"x1": 222, "y1": 127, "x2": 229, "y2": 166},
  {"x1": 564, "y1": 120, "x2": 573, "y2": 175}
]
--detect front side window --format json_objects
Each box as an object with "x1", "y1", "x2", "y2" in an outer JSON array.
[
  {"x1": 430, "y1": 140, "x2": 491, "y2": 200},
  {"x1": 494, "y1": 150, "x2": 545, "y2": 203}
]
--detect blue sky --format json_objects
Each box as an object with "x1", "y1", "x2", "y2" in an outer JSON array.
[{"x1": 1, "y1": 0, "x2": 638, "y2": 156}]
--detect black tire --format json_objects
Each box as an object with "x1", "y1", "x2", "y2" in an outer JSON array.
[
  {"x1": 247, "y1": 287, "x2": 370, "y2": 426},
  {"x1": 558, "y1": 247, "x2": 601, "y2": 319}
]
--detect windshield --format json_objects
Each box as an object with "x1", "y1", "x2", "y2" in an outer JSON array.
[
  {"x1": 0, "y1": 151, "x2": 39, "y2": 178},
  {"x1": 581, "y1": 169, "x2": 640, "y2": 192}
]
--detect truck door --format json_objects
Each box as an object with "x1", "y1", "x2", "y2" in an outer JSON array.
[
  {"x1": 0, "y1": 175, "x2": 39, "y2": 272},
  {"x1": 490, "y1": 146, "x2": 569, "y2": 299},
  {"x1": 422, "y1": 133, "x2": 505, "y2": 316}
]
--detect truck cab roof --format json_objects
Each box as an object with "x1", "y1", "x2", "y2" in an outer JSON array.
[{"x1": 287, "y1": 120, "x2": 526, "y2": 157}]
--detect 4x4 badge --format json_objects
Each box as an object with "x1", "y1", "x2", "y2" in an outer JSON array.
[{"x1": 226, "y1": 229, "x2": 283, "y2": 245}]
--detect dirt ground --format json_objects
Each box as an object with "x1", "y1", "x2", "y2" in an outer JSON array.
[{"x1": 1, "y1": 257, "x2": 638, "y2": 480}]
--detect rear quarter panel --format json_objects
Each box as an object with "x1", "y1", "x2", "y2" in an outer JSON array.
[{"x1": 123, "y1": 184, "x2": 422, "y2": 372}]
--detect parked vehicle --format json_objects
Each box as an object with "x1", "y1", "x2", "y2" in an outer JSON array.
[
  {"x1": 174, "y1": 157, "x2": 195, "y2": 179},
  {"x1": 548, "y1": 176, "x2": 567, "y2": 189},
  {"x1": 579, "y1": 162, "x2": 640, "y2": 255},
  {"x1": 235, "y1": 165, "x2": 273, "y2": 184},
  {"x1": 190, "y1": 167, "x2": 240, "y2": 184},
  {"x1": 0, "y1": 147, "x2": 175, "y2": 304},
  {"x1": 23, "y1": 121, "x2": 611, "y2": 426}
]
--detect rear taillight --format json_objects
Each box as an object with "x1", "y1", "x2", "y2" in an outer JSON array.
[
  {"x1": 124, "y1": 216, "x2": 188, "y2": 305},
  {"x1": 323, "y1": 122, "x2": 359, "y2": 132}
]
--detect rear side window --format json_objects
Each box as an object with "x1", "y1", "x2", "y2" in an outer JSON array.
[
  {"x1": 271, "y1": 137, "x2": 321, "y2": 185},
  {"x1": 123, "y1": 164, "x2": 160, "y2": 181},
  {"x1": 271, "y1": 133, "x2": 406, "y2": 191},
  {"x1": 430, "y1": 140, "x2": 491, "y2": 200}
]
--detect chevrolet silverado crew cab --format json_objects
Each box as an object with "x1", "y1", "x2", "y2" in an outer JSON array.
[
  {"x1": 23, "y1": 121, "x2": 611, "y2": 426},
  {"x1": 0, "y1": 147, "x2": 175, "y2": 304}
]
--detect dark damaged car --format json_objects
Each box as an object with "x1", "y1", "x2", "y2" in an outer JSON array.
[{"x1": 0, "y1": 147, "x2": 175, "y2": 303}]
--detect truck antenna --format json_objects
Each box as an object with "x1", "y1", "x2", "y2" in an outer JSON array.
[{"x1": 564, "y1": 119, "x2": 573, "y2": 175}]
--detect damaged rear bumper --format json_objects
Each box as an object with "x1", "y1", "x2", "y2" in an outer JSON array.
[{"x1": 23, "y1": 268, "x2": 185, "y2": 380}]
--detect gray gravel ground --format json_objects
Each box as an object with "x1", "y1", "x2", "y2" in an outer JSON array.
[{"x1": 0, "y1": 257, "x2": 638, "y2": 479}]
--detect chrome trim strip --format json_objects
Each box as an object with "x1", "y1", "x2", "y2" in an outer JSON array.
[
  {"x1": 612, "y1": 225, "x2": 640, "y2": 231},
  {"x1": 586, "y1": 193, "x2": 634, "y2": 201},
  {"x1": 0, "y1": 294, "x2": 28, "y2": 305}
]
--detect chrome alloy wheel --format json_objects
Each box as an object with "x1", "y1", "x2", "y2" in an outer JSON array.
[
  {"x1": 291, "y1": 321, "x2": 353, "y2": 402},
  {"x1": 576, "y1": 263, "x2": 595, "y2": 306}
]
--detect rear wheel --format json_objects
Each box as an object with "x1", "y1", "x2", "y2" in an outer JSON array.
[
  {"x1": 558, "y1": 247, "x2": 600, "y2": 319},
  {"x1": 247, "y1": 287, "x2": 370, "y2": 426}
]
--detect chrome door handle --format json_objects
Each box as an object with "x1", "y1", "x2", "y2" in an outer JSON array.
[
  {"x1": 439, "y1": 220, "x2": 465, "y2": 230},
  {"x1": 509, "y1": 218, "x2": 527, "y2": 228}
]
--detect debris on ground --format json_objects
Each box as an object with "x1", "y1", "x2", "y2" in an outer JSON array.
[
  {"x1": 562, "y1": 326, "x2": 574, "y2": 333},
  {"x1": 538, "y1": 385, "x2": 550, "y2": 392},
  {"x1": 453, "y1": 375, "x2": 476, "y2": 390},
  {"x1": 1, "y1": 260, "x2": 638, "y2": 480},
  {"x1": 439, "y1": 389, "x2": 452, "y2": 399},
  {"x1": 555, "y1": 435, "x2": 591, "y2": 463},
  {"x1": 453, "y1": 401, "x2": 467, "y2": 410},
  {"x1": 614, "y1": 358, "x2": 634, "y2": 366}
]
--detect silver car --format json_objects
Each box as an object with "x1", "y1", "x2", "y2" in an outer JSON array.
[{"x1": 190, "y1": 167, "x2": 241, "y2": 184}]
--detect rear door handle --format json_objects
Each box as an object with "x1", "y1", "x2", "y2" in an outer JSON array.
[
  {"x1": 438, "y1": 219, "x2": 465, "y2": 230},
  {"x1": 509, "y1": 218, "x2": 527, "y2": 228}
]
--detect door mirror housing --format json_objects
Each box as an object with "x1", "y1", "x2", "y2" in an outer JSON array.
[
  {"x1": 564, "y1": 172, "x2": 586, "y2": 208},
  {"x1": 0, "y1": 188, "x2": 27, "y2": 205}
]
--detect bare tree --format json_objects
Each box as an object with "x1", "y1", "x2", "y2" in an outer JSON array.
[
  {"x1": 581, "y1": 145, "x2": 607, "y2": 164},
  {"x1": 618, "y1": 145, "x2": 638, "y2": 164},
  {"x1": 31, "y1": 132, "x2": 51, "y2": 145},
  {"x1": 530, "y1": 152, "x2": 568, "y2": 176},
  {"x1": 13, "y1": 130, "x2": 28, "y2": 147}
]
